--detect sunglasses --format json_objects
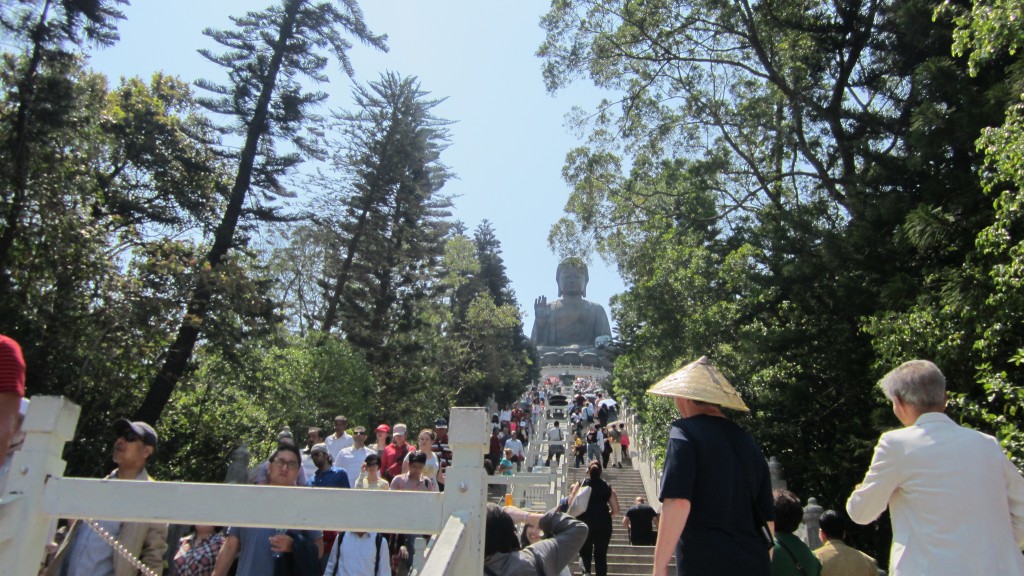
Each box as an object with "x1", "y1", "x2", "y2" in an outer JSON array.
[
  {"x1": 354, "y1": 431, "x2": 367, "y2": 435},
  {"x1": 120, "y1": 431, "x2": 143, "y2": 443}
]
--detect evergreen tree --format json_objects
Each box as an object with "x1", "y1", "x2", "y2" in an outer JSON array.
[
  {"x1": 474, "y1": 220, "x2": 517, "y2": 306},
  {"x1": 135, "y1": 0, "x2": 387, "y2": 424},
  {"x1": 315, "y1": 71, "x2": 453, "y2": 349},
  {"x1": 0, "y1": 0, "x2": 127, "y2": 290}
]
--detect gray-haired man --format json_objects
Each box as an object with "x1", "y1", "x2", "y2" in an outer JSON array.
[{"x1": 847, "y1": 360, "x2": 1024, "y2": 575}]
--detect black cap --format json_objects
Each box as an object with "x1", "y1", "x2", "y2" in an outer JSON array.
[
  {"x1": 113, "y1": 418, "x2": 158, "y2": 447},
  {"x1": 434, "y1": 417, "x2": 448, "y2": 429}
]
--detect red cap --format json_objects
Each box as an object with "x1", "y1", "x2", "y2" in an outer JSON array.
[{"x1": 375, "y1": 424, "x2": 390, "y2": 434}]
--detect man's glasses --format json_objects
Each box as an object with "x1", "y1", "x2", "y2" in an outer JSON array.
[
  {"x1": 354, "y1": 431, "x2": 367, "y2": 435},
  {"x1": 270, "y1": 458, "x2": 300, "y2": 470},
  {"x1": 120, "y1": 431, "x2": 142, "y2": 443}
]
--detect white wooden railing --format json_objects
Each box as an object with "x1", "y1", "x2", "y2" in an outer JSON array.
[{"x1": 0, "y1": 397, "x2": 499, "y2": 576}]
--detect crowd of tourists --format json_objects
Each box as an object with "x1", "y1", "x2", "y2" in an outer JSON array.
[
  {"x1": 27, "y1": 410, "x2": 454, "y2": 576},
  {"x1": 5, "y1": 330, "x2": 1024, "y2": 576}
]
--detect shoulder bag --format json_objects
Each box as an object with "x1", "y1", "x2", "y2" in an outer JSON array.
[{"x1": 566, "y1": 484, "x2": 592, "y2": 517}]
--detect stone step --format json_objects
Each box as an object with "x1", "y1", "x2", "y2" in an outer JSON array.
[
  {"x1": 544, "y1": 433, "x2": 664, "y2": 576},
  {"x1": 607, "y1": 546, "x2": 657, "y2": 557}
]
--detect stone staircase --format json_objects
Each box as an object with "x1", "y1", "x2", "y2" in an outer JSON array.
[{"x1": 566, "y1": 461, "x2": 674, "y2": 576}]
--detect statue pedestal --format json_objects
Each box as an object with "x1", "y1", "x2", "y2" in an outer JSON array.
[{"x1": 536, "y1": 346, "x2": 612, "y2": 381}]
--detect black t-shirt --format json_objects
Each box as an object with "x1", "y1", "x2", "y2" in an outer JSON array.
[
  {"x1": 659, "y1": 415, "x2": 774, "y2": 576},
  {"x1": 578, "y1": 477, "x2": 612, "y2": 525},
  {"x1": 625, "y1": 504, "x2": 658, "y2": 540}
]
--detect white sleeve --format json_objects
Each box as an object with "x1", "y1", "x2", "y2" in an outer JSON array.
[
  {"x1": 376, "y1": 535, "x2": 390, "y2": 576},
  {"x1": 1004, "y1": 452, "x2": 1024, "y2": 546},
  {"x1": 847, "y1": 434, "x2": 901, "y2": 524}
]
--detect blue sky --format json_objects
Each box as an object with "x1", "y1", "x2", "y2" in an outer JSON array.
[{"x1": 88, "y1": 0, "x2": 626, "y2": 334}]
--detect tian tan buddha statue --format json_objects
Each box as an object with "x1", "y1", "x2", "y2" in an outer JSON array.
[{"x1": 531, "y1": 258, "x2": 612, "y2": 350}]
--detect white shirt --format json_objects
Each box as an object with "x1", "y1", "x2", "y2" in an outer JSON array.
[
  {"x1": 325, "y1": 433, "x2": 354, "y2": 461},
  {"x1": 546, "y1": 426, "x2": 565, "y2": 446},
  {"x1": 335, "y1": 445, "x2": 374, "y2": 487},
  {"x1": 323, "y1": 531, "x2": 389, "y2": 576},
  {"x1": 504, "y1": 438, "x2": 525, "y2": 459},
  {"x1": 301, "y1": 450, "x2": 317, "y2": 479},
  {"x1": 847, "y1": 412, "x2": 1024, "y2": 575}
]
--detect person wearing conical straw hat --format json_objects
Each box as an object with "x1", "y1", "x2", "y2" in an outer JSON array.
[{"x1": 649, "y1": 356, "x2": 775, "y2": 576}]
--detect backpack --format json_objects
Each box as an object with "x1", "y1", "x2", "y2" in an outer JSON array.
[{"x1": 332, "y1": 532, "x2": 388, "y2": 576}]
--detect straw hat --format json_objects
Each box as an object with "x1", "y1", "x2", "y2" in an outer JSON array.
[{"x1": 647, "y1": 356, "x2": 749, "y2": 412}]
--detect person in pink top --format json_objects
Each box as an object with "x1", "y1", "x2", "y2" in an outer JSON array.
[{"x1": 389, "y1": 451, "x2": 437, "y2": 575}]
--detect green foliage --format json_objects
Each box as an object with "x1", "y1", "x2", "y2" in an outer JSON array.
[
  {"x1": 0, "y1": 60, "x2": 233, "y2": 477},
  {"x1": 151, "y1": 332, "x2": 374, "y2": 481},
  {"x1": 540, "y1": 0, "x2": 1023, "y2": 564}
]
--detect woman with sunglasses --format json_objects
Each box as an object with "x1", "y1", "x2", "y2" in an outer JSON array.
[{"x1": 354, "y1": 453, "x2": 390, "y2": 489}]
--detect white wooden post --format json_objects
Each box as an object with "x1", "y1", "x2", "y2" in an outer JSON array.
[
  {"x1": 0, "y1": 396, "x2": 81, "y2": 576},
  {"x1": 436, "y1": 406, "x2": 487, "y2": 575}
]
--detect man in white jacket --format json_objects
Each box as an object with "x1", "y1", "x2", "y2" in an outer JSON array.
[{"x1": 846, "y1": 360, "x2": 1024, "y2": 576}]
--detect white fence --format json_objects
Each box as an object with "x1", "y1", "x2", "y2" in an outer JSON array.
[{"x1": 0, "y1": 397, "x2": 514, "y2": 576}]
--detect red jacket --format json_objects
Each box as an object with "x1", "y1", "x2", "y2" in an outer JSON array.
[{"x1": 381, "y1": 442, "x2": 410, "y2": 481}]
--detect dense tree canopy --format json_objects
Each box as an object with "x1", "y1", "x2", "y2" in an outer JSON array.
[{"x1": 540, "y1": 0, "x2": 1023, "y2": 562}]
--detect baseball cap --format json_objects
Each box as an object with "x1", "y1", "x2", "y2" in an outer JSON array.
[
  {"x1": 434, "y1": 417, "x2": 448, "y2": 429},
  {"x1": 375, "y1": 424, "x2": 390, "y2": 434},
  {"x1": 113, "y1": 418, "x2": 158, "y2": 446},
  {"x1": 310, "y1": 443, "x2": 330, "y2": 456}
]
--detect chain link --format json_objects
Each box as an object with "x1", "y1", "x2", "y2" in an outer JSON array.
[{"x1": 83, "y1": 519, "x2": 159, "y2": 576}]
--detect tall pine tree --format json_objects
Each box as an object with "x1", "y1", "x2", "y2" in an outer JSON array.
[{"x1": 135, "y1": 0, "x2": 387, "y2": 424}]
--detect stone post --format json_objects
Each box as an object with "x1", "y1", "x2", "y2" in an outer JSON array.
[
  {"x1": 768, "y1": 456, "x2": 788, "y2": 491},
  {"x1": 225, "y1": 442, "x2": 250, "y2": 484},
  {"x1": 802, "y1": 496, "x2": 824, "y2": 549}
]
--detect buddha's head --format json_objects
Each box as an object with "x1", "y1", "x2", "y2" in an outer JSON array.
[{"x1": 556, "y1": 258, "x2": 589, "y2": 298}]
